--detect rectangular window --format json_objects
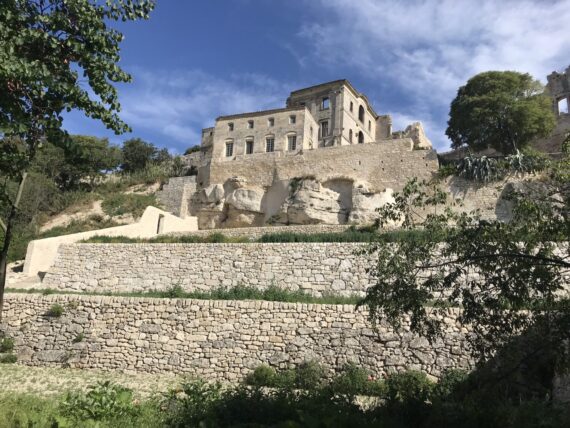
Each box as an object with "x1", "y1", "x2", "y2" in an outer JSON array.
[
  {"x1": 322, "y1": 97, "x2": 330, "y2": 109},
  {"x1": 368, "y1": 120, "x2": 371, "y2": 131},
  {"x1": 288, "y1": 135, "x2": 297, "y2": 151},
  {"x1": 246, "y1": 140, "x2": 254, "y2": 154},
  {"x1": 320, "y1": 121, "x2": 329, "y2": 138},
  {"x1": 350, "y1": 101, "x2": 353, "y2": 112},
  {"x1": 266, "y1": 137, "x2": 275, "y2": 152},
  {"x1": 248, "y1": 120, "x2": 254, "y2": 129},
  {"x1": 289, "y1": 115, "x2": 296, "y2": 124},
  {"x1": 268, "y1": 117, "x2": 274, "y2": 127},
  {"x1": 225, "y1": 142, "x2": 234, "y2": 157},
  {"x1": 228, "y1": 122, "x2": 234, "y2": 131}
]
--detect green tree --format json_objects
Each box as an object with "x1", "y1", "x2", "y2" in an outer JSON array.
[
  {"x1": 120, "y1": 138, "x2": 156, "y2": 172},
  {"x1": 446, "y1": 71, "x2": 556, "y2": 154},
  {"x1": 0, "y1": 0, "x2": 154, "y2": 321},
  {"x1": 362, "y1": 158, "x2": 569, "y2": 396}
]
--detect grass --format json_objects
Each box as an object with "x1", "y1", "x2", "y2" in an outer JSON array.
[
  {"x1": 82, "y1": 226, "x2": 429, "y2": 244},
  {"x1": 101, "y1": 193, "x2": 158, "y2": 218},
  {"x1": 7, "y1": 284, "x2": 362, "y2": 305}
]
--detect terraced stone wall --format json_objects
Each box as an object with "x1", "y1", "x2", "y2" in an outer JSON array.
[
  {"x1": 3, "y1": 294, "x2": 474, "y2": 381},
  {"x1": 42, "y1": 243, "x2": 373, "y2": 295}
]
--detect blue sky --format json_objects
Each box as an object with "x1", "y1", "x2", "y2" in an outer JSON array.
[{"x1": 63, "y1": 0, "x2": 570, "y2": 153}]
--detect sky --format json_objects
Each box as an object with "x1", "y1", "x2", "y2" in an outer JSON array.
[{"x1": 63, "y1": 0, "x2": 570, "y2": 154}]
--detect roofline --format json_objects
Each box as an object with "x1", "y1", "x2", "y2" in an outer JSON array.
[
  {"x1": 216, "y1": 106, "x2": 306, "y2": 121},
  {"x1": 288, "y1": 79, "x2": 379, "y2": 119}
]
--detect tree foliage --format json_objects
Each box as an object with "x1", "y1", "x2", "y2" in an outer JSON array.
[
  {"x1": 446, "y1": 71, "x2": 556, "y2": 154},
  {"x1": 362, "y1": 152, "x2": 570, "y2": 393},
  {"x1": 120, "y1": 137, "x2": 169, "y2": 173},
  {"x1": 0, "y1": 0, "x2": 154, "y2": 321}
]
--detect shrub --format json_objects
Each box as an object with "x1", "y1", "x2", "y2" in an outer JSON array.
[
  {"x1": 0, "y1": 354, "x2": 17, "y2": 364},
  {"x1": 245, "y1": 364, "x2": 278, "y2": 387},
  {"x1": 432, "y1": 369, "x2": 469, "y2": 399},
  {"x1": 294, "y1": 360, "x2": 326, "y2": 390},
  {"x1": 60, "y1": 381, "x2": 139, "y2": 422},
  {"x1": 46, "y1": 304, "x2": 64, "y2": 318},
  {"x1": 161, "y1": 379, "x2": 222, "y2": 427},
  {"x1": 164, "y1": 284, "x2": 185, "y2": 299},
  {"x1": 331, "y1": 363, "x2": 386, "y2": 397},
  {"x1": 72, "y1": 333, "x2": 85, "y2": 343},
  {"x1": 0, "y1": 337, "x2": 14, "y2": 353},
  {"x1": 385, "y1": 370, "x2": 435, "y2": 405}
]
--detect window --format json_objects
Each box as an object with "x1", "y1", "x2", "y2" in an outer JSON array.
[
  {"x1": 266, "y1": 137, "x2": 275, "y2": 152},
  {"x1": 358, "y1": 105, "x2": 365, "y2": 122},
  {"x1": 288, "y1": 135, "x2": 297, "y2": 151},
  {"x1": 289, "y1": 115, "x2": 296, "y2": 124},
  {"x1": 248, "y1": 120, "x2": 254, "y2": 129},
  {"x1": 225, "y1": 141, "x2": 234, "y2": 157},
  {"x1": 228, "y1": 122, "x2": 234, "y2": 131},
  {"x1": 358, "y1": 131, "x2": 364, "y2": 144},
  {"x1": 349, "y1": 129, "x2": 353, "y2": 143},
  {"x1": 245, "y1": 140, "x2": 254, "y2": 154},
  {"x1": 268, "y1": 117, "x2": 274, "y2": 127},
  {"x1": 350, "y1": 101, "x2": 353, "y2": 112},
  {"x1": 320, "y1": 121, "x2": 329, "y2": 138},
  {"x1": 558, "y1": 98, "x2": 569, "y2": 115},
  {"x1": 322, "y1": 97, "x2": 330, "y2": 109},
  {"x1": 368, "y1": 120, "x2": 371, "y2": 131}
]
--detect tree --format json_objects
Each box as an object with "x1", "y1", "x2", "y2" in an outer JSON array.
[
  {"x1": 0, "y1": 0, "x2": 154, "y2": 321},
  {"x1": 446, "y1": 71, "x2": 556, "y2": 154},
  {"x1": 362, "y1": 152, "x2": 569, "y2": 396},
  {"x1": 120, "y1": 138, "x2": 156, "y2": 172}
]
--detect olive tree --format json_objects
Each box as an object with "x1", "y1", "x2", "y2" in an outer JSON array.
[{"x1": 0, "y1": 0, "x2": 154, "y2": 321}]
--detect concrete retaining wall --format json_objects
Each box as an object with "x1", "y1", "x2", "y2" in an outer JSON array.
[{"x1": 2, "y1": 294, "x2": 473, "y2": 381}]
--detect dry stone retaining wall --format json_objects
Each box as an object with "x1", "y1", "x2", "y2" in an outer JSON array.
[
  {"x1": 171, "y1": 224, "x2": 351, "y2": 240},
  {"x1": 3, "y1": 294, "x2": 474, "y2": 381},
  {"x1": 43, "y1": 243, "x2": 373, "y2": 295}
]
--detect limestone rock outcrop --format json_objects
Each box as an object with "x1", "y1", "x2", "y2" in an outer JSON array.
[{"x1": 349, "y1": 183, "x2": 395, "y2": 224}]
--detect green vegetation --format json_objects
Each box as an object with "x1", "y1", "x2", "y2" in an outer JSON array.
[
  {"x1": 46, "y1": 304, "x2": 64, "y2": 318},
  {"x1": 447, "y1": 71, "x2": 556, "y2": 154},
  {"x1": 8, "y1": 284, "x2": 362, "y2": 305},
  {"x1": 0, "y1": 354, "x2": 17, "y2": 364},
  {"x1": 0, "y1": 366, "x2": 568, "y2": 427},
  {"x1": 102, "y1": 193, "x2": 158, "y2": 218},
  {"x1": 0, "y1": 337, "x2": 14, "y2": 353}
]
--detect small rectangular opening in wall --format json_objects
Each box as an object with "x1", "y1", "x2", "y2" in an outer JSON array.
[
  {"x1": 156, "y1": 214, "x2": 165, "y2": 234},
  {"x1": 558, "y1": 98, "x2": 569, "y2": 115},
  {"x1": 246, "y1": 140, "x2": 254, "y2": 154}
]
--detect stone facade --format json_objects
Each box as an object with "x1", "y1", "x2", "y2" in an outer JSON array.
[
  {"x1": 43, "y1": 243, "x2": 373, "y2": 295},
  {"x1": 3, "y1": 294, "x2": 474, "y2": 381},
  {"x1": 171, "y1": 80, "x2": 437, "y2": 229}
]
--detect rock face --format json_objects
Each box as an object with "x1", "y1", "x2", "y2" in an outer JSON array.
[
  {"x1": 188, "y1": 175, "x2": 396, "y2": 229},
  {"x1": 404, "y1": 122, "x2": 433, "y2": 150}
]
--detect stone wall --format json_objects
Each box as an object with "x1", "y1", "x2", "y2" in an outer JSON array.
[
  {"x1": 3, "y1": 294, "x2": 474, "y2": 381},
  {"x1": 156, "y1": 176, "x2": 197, "y2": 218},
  {"x1": 42, "y1": 243, "x2": 372, "y2": 295},
  {"x1": 208, "y1": 139, "x2": 438, "y2": 192}
]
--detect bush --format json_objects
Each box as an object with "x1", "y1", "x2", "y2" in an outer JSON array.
[
  {"x1": 385, "y1": 370, "x2": 435, "y2": 405},
  {"x1": 294, "y1": 360, "x2": 327, "y2": 390},
  {"x1": 0, "y1": 353, "x2": 17, "y2": 364},
  {"x1": 0, "y1": 337, "x2": 14, "y2": 353},
  {"x1": 46, "y1": 303, "x2": 64, "y2": 318},
  {"x1": 432, "y1": 369, "x2": 469, "y2": 399},
  {"x1": 164, "y1": 284, "x2": 185, "y2": 299},
  {"x1": 60, "y1": 381, "x2": 139, "y2": 422},
  {"x1": 245, "y1": 364, "x2": 278, "y2": 387},
  {"x1": 331, "y1": 363, "x2": 386, "y2": 397},
  {"x1": 72, "y1": 333, "x2": 85, "y2": 343}
]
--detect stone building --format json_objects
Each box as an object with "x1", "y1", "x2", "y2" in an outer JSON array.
[
  {"x1": 539, "y1": 65, "x2": 570, "y2": 153},
  {"x1": 162, "y1": 80, "x2": 438, "y2": 229}
]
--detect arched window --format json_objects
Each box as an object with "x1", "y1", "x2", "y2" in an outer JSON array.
[
  {"x1": 349, "y1": 129, "x2": 353, "y2": 143},
  {"x1": 358, "y1": 105, "x2": 365, "y2": 123},
  {"x1": 358, "y1": 131, "x2": 364, "y2": 144}
]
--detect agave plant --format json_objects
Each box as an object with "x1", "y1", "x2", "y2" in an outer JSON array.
[{"x1": 458, "y1": 154, "x2": 499, "y2": 182}]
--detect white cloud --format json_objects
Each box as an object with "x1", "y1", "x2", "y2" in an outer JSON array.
[
  {"x1": 117, "y1": 69, "x2": 292, "y2": 152},
  {"x1": 299, "y1": 0, "x2": 570, "y2": 150}
]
